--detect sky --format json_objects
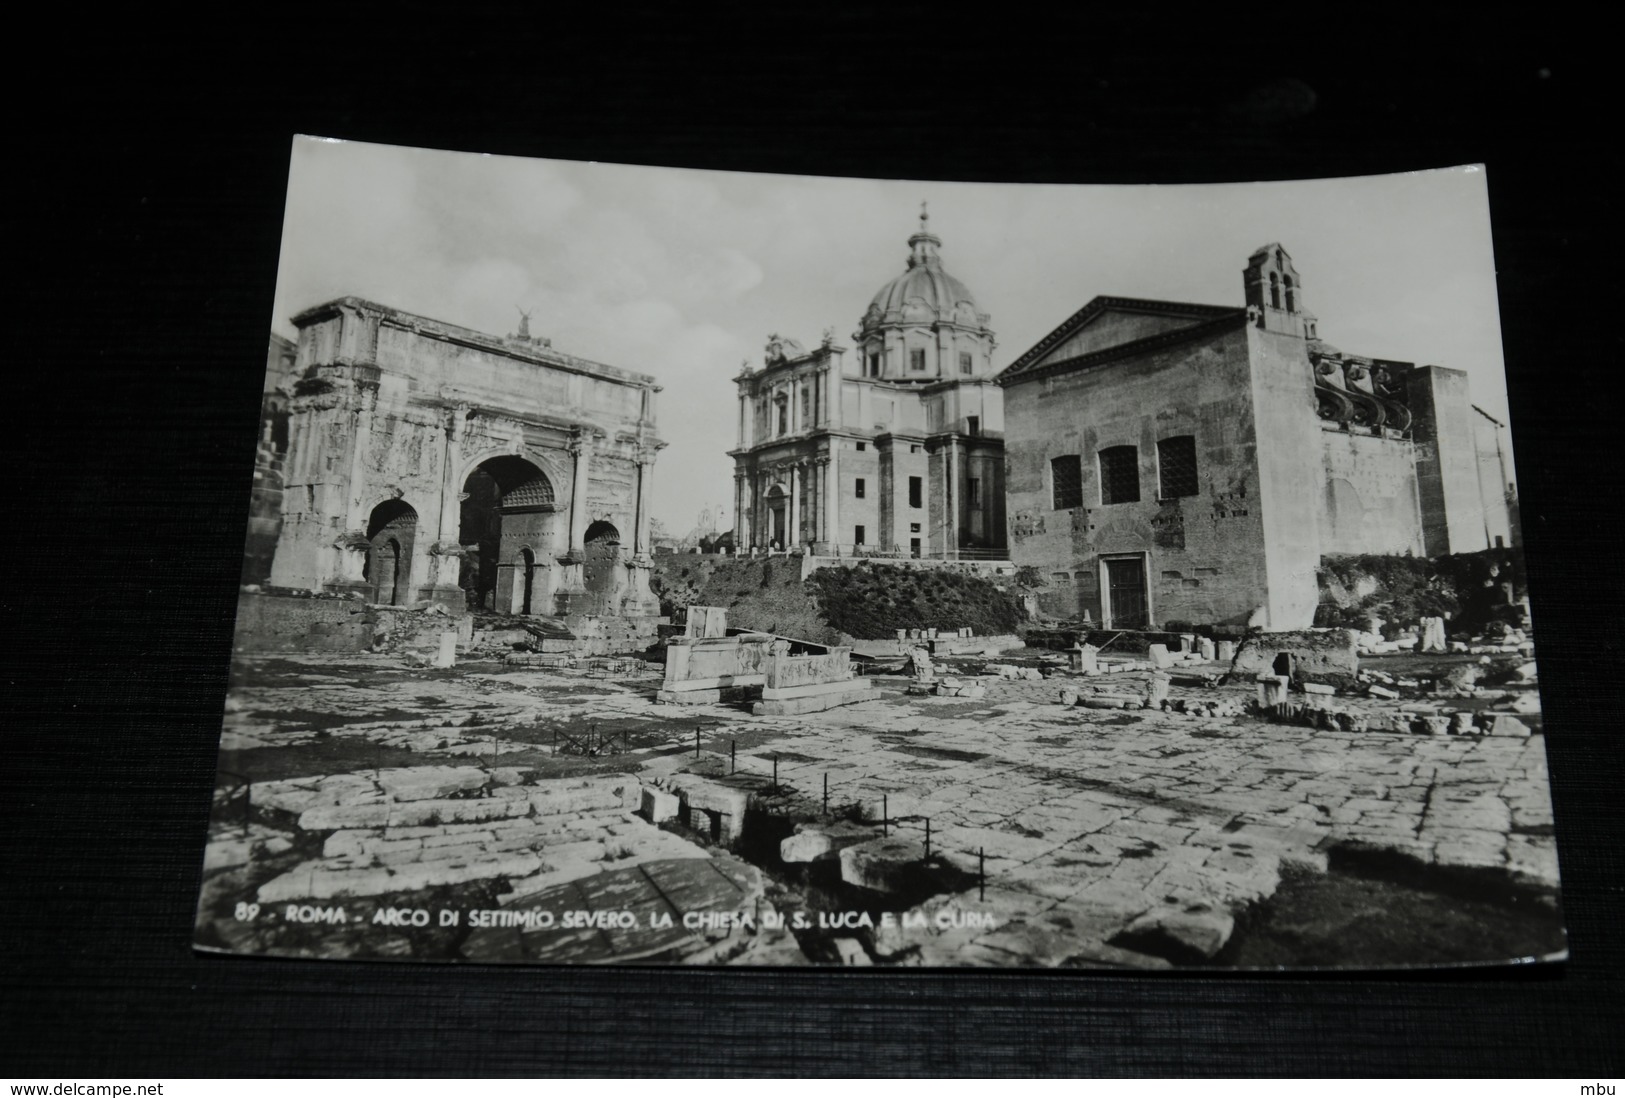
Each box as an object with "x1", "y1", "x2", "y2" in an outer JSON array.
[{"x1": 270, "y1": 138, "x2": 1511, "y2": 535}]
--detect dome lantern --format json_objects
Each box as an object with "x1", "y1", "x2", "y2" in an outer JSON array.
[{"x1": 854, "y1": 206, "x2": 996, "y2": 381}]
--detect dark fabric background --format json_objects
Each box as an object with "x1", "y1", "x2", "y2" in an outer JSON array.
[{"x1": 5, "y1": 6, "x2": 1620, "y2": 1077}]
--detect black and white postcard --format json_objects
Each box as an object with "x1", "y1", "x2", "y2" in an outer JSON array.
[{"x1": 194, "y1": 138, "x2": 1561, "y2": 969}]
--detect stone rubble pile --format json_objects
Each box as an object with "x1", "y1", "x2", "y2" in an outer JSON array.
[
  {"x1": 989, "y1": 664, "x2": 1046, "y2": 681},
  {"x1": 1254, "y1": 696, "x2": 1532, "y2": 738},
  {"x1": 931, "y1": 677, "x2": 987, "y2": 699},
  {"x1": 1146, "y1": 642, "x2": 1227, "y2": 669},
  {"x1": 1356, "y1": 619, "x2": 1534, "y2": 658},
  {"x1": 1056, "y1": 682, "x2": 1248, "y2": 718}
]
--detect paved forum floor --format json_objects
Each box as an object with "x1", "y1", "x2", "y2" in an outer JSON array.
[{"x1": 197, "y1": 652, "x2": 1560, "y2": 969}]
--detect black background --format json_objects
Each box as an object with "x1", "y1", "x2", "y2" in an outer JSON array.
[{"x1": 5, "y1": 5, "x2": 1621, "y2": 1077}]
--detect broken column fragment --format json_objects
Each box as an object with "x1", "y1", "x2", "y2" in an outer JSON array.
[
  {"x1": 1145, "y1": 672, "x2": 1171, "y2": 710},
  {"x1": 1420, "y1": 616, "x2": 1448, "y2": 653},
  {"x1": 433, "y1": 631, "x2": 457, "y2": 668},
  {"x1": 779, "y1": 820, "x2": 876, "y2": 864},
  {"x1": 1255, "y1": 674, "x2": 1290, "y2": 708},
  {"x1": 839, "y1": 836, "x2": 929, "y2": 894}
]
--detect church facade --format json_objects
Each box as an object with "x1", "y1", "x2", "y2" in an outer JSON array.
[
  {"x1": 266, "y1": 297, "x2": 664, "y2": 623},
  {"x1": 730, "y1": 211, "x2": 1007, "y2": 559},
  {"x1": 998, "y1": 245, "x2": 1515, "y2": 630}
]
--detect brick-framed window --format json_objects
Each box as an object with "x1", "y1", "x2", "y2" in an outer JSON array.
[
  {"x1": 1051, "y1": 455, "x2": 1083, "y2": 510},
  {"x1": 909, "y1": 348, "x2": 926, "y2": 371},
  {"x1": 1157, "y1": 435, "x2": 1199, "y2": 499},
  {"x1": 1099, "y1": 445, "x2": 1140, "y2": 505},
  {"x1": 854, "y1": 477, "x2": 866, "y2": 499},
  {"x1": 959, "y1": 351, "x2": 973, "y2": 374}
]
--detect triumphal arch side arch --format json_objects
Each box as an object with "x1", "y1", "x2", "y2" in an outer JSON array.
[{"x1": 268, "y1": 298, "x2": 664, "y2": 623}]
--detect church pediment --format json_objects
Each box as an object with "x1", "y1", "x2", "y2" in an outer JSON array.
[
  {"x1": 1000, "y1": 297, "x2": 1246, "y2": 382},
  {"x1": 1030, "y1": 307, "x2": 1206, "y2": 367}
]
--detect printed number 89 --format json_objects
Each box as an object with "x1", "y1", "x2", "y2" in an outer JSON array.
[{"x1": 234, "y1": 902, "x2": 261, "y2": 921}]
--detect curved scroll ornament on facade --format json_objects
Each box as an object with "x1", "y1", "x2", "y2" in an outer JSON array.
[
  {"x1": 1368, "y1": 367, "x2": 1413, "y2": 434},
  {"x1": 1315, "y1": 383, "x2": 1355, "y2": 423},
  {"x1": 1344, "y1": 387, "x2": 1388, "y2": 429}
]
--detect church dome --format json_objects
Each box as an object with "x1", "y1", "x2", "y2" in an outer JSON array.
[{"x1": 859, "y1": 208, "x2": 989, "y2": 334}]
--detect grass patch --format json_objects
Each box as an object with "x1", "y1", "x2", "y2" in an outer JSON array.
[
  {"x1": 1315, "y1": 548, "x2": 1526, "y2": 635},
  {"x1": 806, "y1": 562, "x2": 1025, "y2": 640}
]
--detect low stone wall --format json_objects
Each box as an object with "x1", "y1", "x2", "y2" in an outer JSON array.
[
  {"x1": 669, "y1": 634, "x2": 772, "y2": 681},
  {"x1": 569, "y1": 614, "x2": 662, "y2": 656},
  {"x1": 232, "y1": 591, "x2": 374, "y2": 654},
  {"x1": 657, "y1": 633, "x2": 774, "y2": 704},
  {"x1": 1229, "y1": 628, "x2": 1359, "y2": 687},
  {"x1": 852, "y1": 632, "x2": 1022, "y2": 657},
  {"x1": 800, "y1": 555, "x2": 1016, "y2": 582},
  {"x1": 1256, "y1": 696, "x2": 1533, "y2": 738},
  {"x1": 754, "y1": 640, "x2": 882, "y2": 716},
  {"x1": 764, "y1": 647, "x2": 852, "y2": 690}
]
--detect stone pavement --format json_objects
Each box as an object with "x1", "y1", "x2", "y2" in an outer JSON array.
[
  {"x1": 697, "y1": 682, "x2": 1557, "y2": 965},
  {"x1": 200, "y1": 653, "x2": 1560, "y2": 967}
]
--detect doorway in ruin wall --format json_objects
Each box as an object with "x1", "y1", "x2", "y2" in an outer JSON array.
[
  {"x1": 459, "y1": 456, "x2": 559, "y2": 615},
  {"x1": 765, "y1": 485, "x2": 786, "y2": 549},
  {"x1": 364, "y1": 499, "x2": 417, "y2": 606},
  {"x1": 582, "y1": 520, "x2": 622, "y2": 616},
  {"x1": 1102, "y1": 553, "x2": 1150, "y2": 629}
]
